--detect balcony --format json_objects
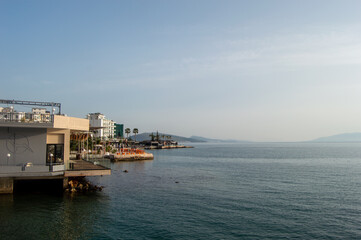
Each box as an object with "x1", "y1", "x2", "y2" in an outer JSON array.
[
  {"x1": 0, "y1": 112, "x2": 53, "y2": 123},
  {"x1": 0, "y1": 162, "x2": 65, "y2": 178},
  {"x1": 65, "y1": 154, "x2": 111, "y2": 177},
  {"x1": 0, "y1": 112, "x2": 54, "y2": 128},
  {"x1": 0, "y1": 114, "x2": 90, "y2": 132}
]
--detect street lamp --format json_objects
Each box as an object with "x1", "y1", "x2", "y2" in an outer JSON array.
[
  {"x1": 49, "y1": 153, "x2": 54, "y2": 172},
  {"x1": 50, "y1": 153, "x2": 53, "y2": 165},
  {"x1": 7, "y1": 153, "x2": 10, "y2": 165}
]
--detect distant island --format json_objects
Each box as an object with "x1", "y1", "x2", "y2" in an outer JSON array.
[
  {"x1": 311, "y1": 133, "x2": 361, "y2": 142},
  {"x1": 129, "y1": 132, "x2": 250, "y2": 143}
]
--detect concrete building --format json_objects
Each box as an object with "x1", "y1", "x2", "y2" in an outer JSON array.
[
  {"x1": 25, "y1": 108, "x2": 52, "y2": 122},
  {"x1": 87, "y1": 113, "x2": 115, "y2": 140},
  {"x1": 0, "y1": 113, "x2": 111, "y2": 194},
  {"x1": 0, "y1": 107, "x2": 25, "y2": 122},
  {"x1": 115, "y1": 123, "x2": 124, "y2": 138}
]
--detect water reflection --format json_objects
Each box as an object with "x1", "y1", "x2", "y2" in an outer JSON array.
[
  {"x1": 111, "y1": 160, "x2": 153, "y2": 173},
  {"x1": 0, "y1": 192, "x2": 110, "y2": 240}
]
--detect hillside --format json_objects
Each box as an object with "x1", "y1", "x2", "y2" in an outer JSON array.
[
  {"x1": 190, "y1": 136, "x2": 251, "y2": 143},
  {"x1": 311, "y1": 133, "x2": 361, "y2": 142}
]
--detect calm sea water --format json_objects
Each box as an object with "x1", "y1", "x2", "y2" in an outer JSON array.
[{"x1": 2, "y1": 142, "x2": 361, "y2": 239}]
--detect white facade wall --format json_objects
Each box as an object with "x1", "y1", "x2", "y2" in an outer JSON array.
[
  {"x1": 0, "y1": 112, "x2": 25, "y2": 122},
  {"x1": 32, "y1": 108, "x2": 47, "y2": 114},
  {"x1": 1, "y1": 107, "x2": 14, "y2": 113},
  {"x1": 87, "y1": 113, "x2": 115, "y2": 139}
]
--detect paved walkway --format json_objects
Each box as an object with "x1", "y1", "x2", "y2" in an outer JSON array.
[{"x1": 70, "y1": 159, "x2": 108, "y2": 171}]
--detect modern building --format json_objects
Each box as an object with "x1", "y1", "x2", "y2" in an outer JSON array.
[
  {"x1": 0, "y1": 101, "x2": 111, "y2": 194},
  {"x1": 87, "y1": 113, "x2": 115, "y2": 140},
  {"x1": 115, "y1": 123, "x2": 124, "y2": 138}
]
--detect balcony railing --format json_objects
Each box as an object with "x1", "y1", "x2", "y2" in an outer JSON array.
[
  {"x1": 0, "y1": 112, "x2": 54, "y2": 124},
  {"x1": 85, "y1": 155, "x2": 111, "y2": 169},
  {"x1": 0, "y1": 163, "x2": 65, "y2": 174},
  {"x1": 68, "y1": 154, "x2": 111, "y2": 171}
]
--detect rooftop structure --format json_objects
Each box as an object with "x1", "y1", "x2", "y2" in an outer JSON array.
[{"x1": 0, "y1": 99, "x2": 61, "y2": 114}]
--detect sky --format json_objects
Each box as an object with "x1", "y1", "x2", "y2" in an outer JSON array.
[{"x1": 1, "y1": 0, "x2": 361, "y2": 142}]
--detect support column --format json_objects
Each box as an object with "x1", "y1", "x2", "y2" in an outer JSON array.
[
  {"x1": 0, "y1": 178, "x2": 14, "y2": 194},
  {"x1": 63, "y1": 177, "x2": 69, "y2": 190}
]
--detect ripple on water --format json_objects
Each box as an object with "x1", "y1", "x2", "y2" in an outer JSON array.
[{"x1": 3, "y1": 143, "x2": 361, "y2": 239}]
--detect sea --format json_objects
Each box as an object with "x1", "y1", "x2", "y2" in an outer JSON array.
[{"x1": 1, "y1": 142, "x2": 361, "y2": 239}]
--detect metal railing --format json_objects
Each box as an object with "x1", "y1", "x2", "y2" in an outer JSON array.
[
  {"x1": 0, "y1": 112, "x2": 54, "y2": 124},
  {"x1": 0, "y1": 162, "x2": 64, "y2": 174},
  {"x1": 85, "y1": 156, "x2": 111, "y2": 169},
  {"x1": 68, "y1": 153, "x2": 111, "y2": 170}
]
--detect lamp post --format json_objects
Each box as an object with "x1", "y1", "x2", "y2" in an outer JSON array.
[
  {"x1": 49, "y1": 153, "x2": 53, "y2": 172},
  {"x1": 7, "y1": 153, "x2": 10, "y2": 165}
]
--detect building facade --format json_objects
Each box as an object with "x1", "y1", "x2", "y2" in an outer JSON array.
[
  {"x1": 0, "y1": 113, "x2": 111, "y2": 194},
  {"x1": 115, "y1": 124, "x2": 124, "y2": 138},
  {"x1": 87, "y1": 113, "x2": 115, "y2": 140},
  {"x1": 0, "y1": 107, "x2": 25, "y2": 122}
]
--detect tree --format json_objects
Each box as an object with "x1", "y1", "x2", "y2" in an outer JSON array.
[
  {"x1": 125, "y1": 128, "x2": 131, "y2": 139},
  {"x1": 106, "y1": 144, "x2": 112, "y2": 153},
  {"x1": 133, "y1": 128, "x2": 139, "y2": 142}
]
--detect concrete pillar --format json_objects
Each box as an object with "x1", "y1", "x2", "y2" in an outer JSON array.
[
  {"x1": 63, "y1": 177, "x2": 69, "y2": 190},
  {"x1": 0, "y1": 178, "x2": 14, "y2": 194}
]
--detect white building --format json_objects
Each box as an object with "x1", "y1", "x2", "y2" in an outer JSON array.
[
  {"x1": 32, "y1": 108, "x2": 47, "y2": 114},
  {"x1": 0, "y1": 107, "x2": 25, "y2": 122},
  {"x1": 87, "y1": 113, "x2": 115, "y2": 140}
]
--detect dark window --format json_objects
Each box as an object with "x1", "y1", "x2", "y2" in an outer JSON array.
[{"x1": 46, "y1": 144, "x2": 64, "y2": 165}]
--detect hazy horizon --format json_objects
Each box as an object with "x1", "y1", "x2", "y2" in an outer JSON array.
[{"x1": 2, "y1": 0, "x2": 361, "y2": 142}]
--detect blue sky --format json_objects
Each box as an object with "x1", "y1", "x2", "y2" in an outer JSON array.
[{"x1": 2, "y1": 0, "x2": 361, "y2": 141}]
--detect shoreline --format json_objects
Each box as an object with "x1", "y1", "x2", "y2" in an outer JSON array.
[{"x1": 144, "y1": 145, "x2": 194, "y2": 150}]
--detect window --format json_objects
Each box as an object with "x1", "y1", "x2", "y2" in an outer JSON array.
[{"x1": 46, "y1": 144, "x2": 64, "y2": 165}]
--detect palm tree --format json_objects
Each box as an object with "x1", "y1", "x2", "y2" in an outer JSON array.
[
  {"x1": 125, "y1": 128, "x2": 131, "y2": 139},
  {"x1": 133, "y1": 128, "x2": 139, "y2": 142}
]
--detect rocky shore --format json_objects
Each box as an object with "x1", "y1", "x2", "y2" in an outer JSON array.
[{"x1": 64, "y1": 177, "x2": 103, "y2": 193}]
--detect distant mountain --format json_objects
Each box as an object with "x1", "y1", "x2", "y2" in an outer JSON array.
[
  {"x1": 311, "y1": 133, "x2": 361, "y2": 142},
  {"x1": 190, "y1": 136, "x2": 251, "y2": 143},
  {"x1": 128, "y1": 133, "x2": 251, "y2": 143},
  {"x1": 129, "y1": 133, "x2": 206, "y2": 142}
]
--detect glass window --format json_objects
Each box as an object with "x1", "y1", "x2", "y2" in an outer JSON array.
[
  {"x1": 55, "y1": 144, "x2": 64, "y2": 163},
  {"x1": 46, "y1": 144, "x2": 64, "y2": 165}
]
